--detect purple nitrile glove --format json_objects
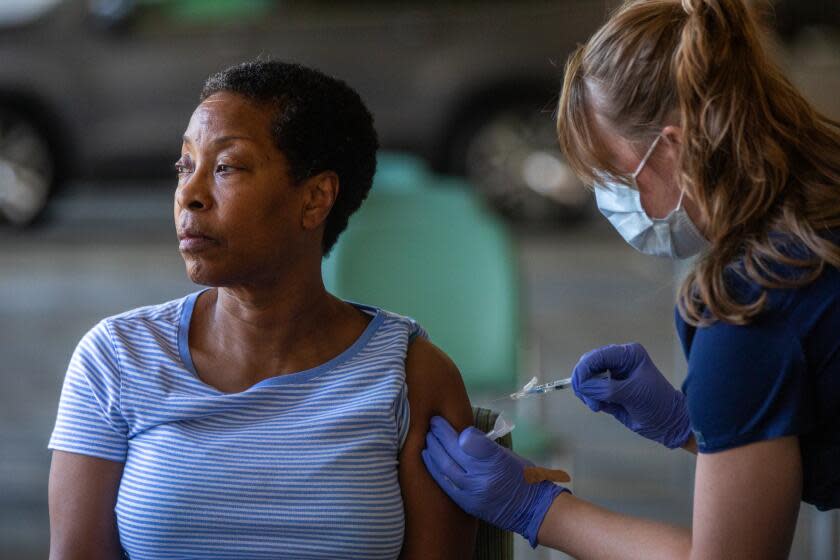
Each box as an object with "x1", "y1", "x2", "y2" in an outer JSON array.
[
  {"x1": 421, "y1": 416, "x2": 568, "y2": 548},
  {"x1": 571, "y1": 343, "x2": 691, "y2": 449}
]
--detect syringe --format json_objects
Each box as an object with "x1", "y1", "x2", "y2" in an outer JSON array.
[{"x1": 509, "y1": 376, "x2": 572, "y2": 400}]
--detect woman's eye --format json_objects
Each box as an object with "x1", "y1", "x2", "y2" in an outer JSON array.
[
  {"x1": 216, "y1": 164, "x2": 236, "y2": 174},
  {"x1": 173, "y1": 161, "x2": 192, "y2": 176}
]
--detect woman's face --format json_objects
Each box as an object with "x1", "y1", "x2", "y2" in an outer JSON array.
[
  {"x1": 174, "y1": 92, "x2": 313, "y2": 287},
  {"x1": 597, "y1": 122, "x2": 684, "y2": 219}
]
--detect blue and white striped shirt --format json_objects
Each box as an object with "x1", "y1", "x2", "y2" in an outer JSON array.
[{"x1": 49, "y1": 290, "x2": 424, "y2": 559}]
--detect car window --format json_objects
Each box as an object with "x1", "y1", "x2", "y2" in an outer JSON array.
[{"x1": 0, "y1": 0, "x2": 61, "y2": 26}]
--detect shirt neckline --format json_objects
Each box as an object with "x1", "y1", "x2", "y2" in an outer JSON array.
[{"x1": 177, "y1": 289, "x2": 385, "y2": 394}]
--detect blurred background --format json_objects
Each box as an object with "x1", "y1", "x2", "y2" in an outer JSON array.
[{"x1": 1, "y1": 0, "x2": 839, "y2": 558}]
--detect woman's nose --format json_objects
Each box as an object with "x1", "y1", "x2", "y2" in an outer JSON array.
[{"x1": 175, "y1": 169, "x2": 213, "y2": 211}]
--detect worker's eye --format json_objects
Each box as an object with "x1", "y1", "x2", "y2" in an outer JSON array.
[
  {"x1": 215, "y1": 164, "x2": 236, "y2": 174},
  {"x1": 173, "y1": 159, "x2": 192, "y2": 177}
]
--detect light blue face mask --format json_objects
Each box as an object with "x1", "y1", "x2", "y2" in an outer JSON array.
[{"x1": 595, "y1": 135, "x2": 709, "y2": 260}]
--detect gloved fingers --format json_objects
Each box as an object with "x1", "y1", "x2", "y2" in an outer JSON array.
[
  {"x1": 579, "y1": 393, "x2": 604, "y2": 412},
  {"x1": 505, "y1": 447, "x2": 536, "y2": 468},
  {"x1": 580, "y1": 372, "x2": 637, "y2": 400},
  {"x1": 575, "y1": 375, "x2": 627, "y2": 415},
  {"x1": 598, "y1": 402, "x2": 630, "y2": 424},
  {"x1": 576, "y1": 372, "x2": 641, "y2": 415},
  {"x1": 577, "y1": 376, "x2": 616, "y2": 400},
  {"x1": 571, "y1": 346, "x2": 613, "y2": 384},
  {"x1": 421, "y1": 448, "x2": 446, "y2": 484},
  {"x1": 458, "y1": 426, "x2": 504, "y2": 459},
  {"x1": 616, "y1": 343, "x2": 648, "y2": 377},
  {"x1": 429, "y1": 416, "x2": 473, "y2": 467},
  {"x1": 422, "y1": 449, "x2": 470, "y2": 502},
  {"x1": 424, "y1": 430, "x2": 470, "y2": 488},
  {"x1": 603, "y1": 375, "x2": 638, "y2": 402},
  {"x1": 573, "y1": 343, "x2": 642, "y2": 382},
  {"x1": 572, "y1": 361, "x2": 604, "y2": 409}
]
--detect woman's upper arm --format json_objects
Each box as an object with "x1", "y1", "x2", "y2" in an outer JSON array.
[
  {"x1": 399, "y1": 337, "x2": 477, "y2": 560},
  {"x1": 691, "y1": 436, "x2": 802, "y2": 560},
  {"x1": 49, "y1": 450, "x2": 124, "y2": 560},
  {"x1": 49, "y1": 321, "x2": 129, "y2": 558}
]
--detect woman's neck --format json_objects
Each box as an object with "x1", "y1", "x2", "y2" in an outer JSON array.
[
  {"x1": 214, "y1": 278, "x2": 334, "y2": 342},
  {"x1": 190, "y1": 272, "x2": 366, "y2": 391}
]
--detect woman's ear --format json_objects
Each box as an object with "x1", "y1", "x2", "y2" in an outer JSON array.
[
  {"x1": 661, "y1": 125, "x2": 682, "y2": 148},
  {"x1": 658, "y1": 125, "x2": 683, "y2": 179},
  {"x1": 301, "y1": 171, "x2": 339, "y2": 230}
]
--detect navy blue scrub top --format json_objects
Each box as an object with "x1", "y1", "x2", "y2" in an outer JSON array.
[{"x1": 677, "y1": 247, "x2": 840, "y2": 511}]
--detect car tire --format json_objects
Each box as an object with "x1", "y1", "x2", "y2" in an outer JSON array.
[
  {"x1": 446, "y1": 97, "x2": 591, "y2": 227},
  {"x1": 0, "y1": 108, "x2": 55, "y2": 226}
]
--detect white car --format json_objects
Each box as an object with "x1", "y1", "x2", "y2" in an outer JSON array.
[{"x1": 0, "y1": 0, "x2": 615, "y2": 226}]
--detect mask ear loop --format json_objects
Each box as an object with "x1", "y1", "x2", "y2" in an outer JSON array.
[
  {"x1": 674, "y1": 187, "x2": 687, "y2": 212},
  {"x1": 634, "y1": 134, "x2": 686, "y2": 217},
  {"x1": 631, "y1": 134, "x2": 663, "y2": 182}
]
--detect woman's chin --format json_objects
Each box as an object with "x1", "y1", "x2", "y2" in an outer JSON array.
[{"x1": 183, "y1": 260, "x2": 223, "y2": 287}]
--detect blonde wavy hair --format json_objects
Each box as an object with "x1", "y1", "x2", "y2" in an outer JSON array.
[{"x1": 557, "y1": 0, "x2": 840, "y2": 326}]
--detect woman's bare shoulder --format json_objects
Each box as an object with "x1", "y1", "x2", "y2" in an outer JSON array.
[
  {"x1": 404, "y1": 336, "x2": 473, "y2": 429},
  {"x1": 399, "y1": 337, "x2": 477, "y2": 559}
]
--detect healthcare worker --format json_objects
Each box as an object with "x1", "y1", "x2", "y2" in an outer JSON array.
[{"x1": 422, "y1": 0, "x2": 840, "y2": 557}]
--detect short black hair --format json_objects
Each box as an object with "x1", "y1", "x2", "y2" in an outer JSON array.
[{"x1": 200, "y1": 60, "x2": 378, "y2": 255}]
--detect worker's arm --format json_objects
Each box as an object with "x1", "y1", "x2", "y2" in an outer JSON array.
[
  {"x1": 399, "y1": 337, "x2": 477, "y2": 560},
  {"x1": 537, "y1": 435, "x2": 801, "y2": 559},
  {"x1": 682, "y1": 434, "x2": 698, "y2": 454},
  {"x1": 49, "y1": 451, "x2": 125, "y2": 560}
]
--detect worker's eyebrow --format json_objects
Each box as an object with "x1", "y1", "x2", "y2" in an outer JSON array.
[{"x1": 181, "y1": 135, "x2": 256, "y2": 146}]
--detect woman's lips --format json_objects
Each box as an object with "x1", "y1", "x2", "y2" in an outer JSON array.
[{"x1": 178, "y1": 235, "x2": 219, "y2": 252}]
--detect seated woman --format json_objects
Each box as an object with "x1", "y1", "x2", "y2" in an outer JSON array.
[{"x1": 47, "y1": 60, "x2": 476, "y2": 559}]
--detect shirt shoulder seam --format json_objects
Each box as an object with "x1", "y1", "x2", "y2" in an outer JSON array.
[{"x1": 101, "y1": 318, "x2": 127, "y2": 431}]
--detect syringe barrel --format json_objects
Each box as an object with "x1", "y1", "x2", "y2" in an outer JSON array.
[{"x1": 541, "y1": 378, "x2": 572, "y2": 390}]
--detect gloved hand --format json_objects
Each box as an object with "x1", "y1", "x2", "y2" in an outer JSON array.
[
  {"x1": 421, "y1": 416, "x2": 568, "y2": 548},
  {"x1": 571, "y1": 343, "x2": 691, "y2": 449}
]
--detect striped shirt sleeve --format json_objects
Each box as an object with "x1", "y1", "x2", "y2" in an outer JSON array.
[
  {"x1": 407, "y1": 318, "x2": 428, "y2": 342},
  {"x1": 396, "y1": 317, "x2": 427, "y2": 450},
  {"x1": 48, "y1": 320, "x2": 128, "y2": 462},
  {"x1": 395, "y1": 381, "x2": 410, "y2": 450}
]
